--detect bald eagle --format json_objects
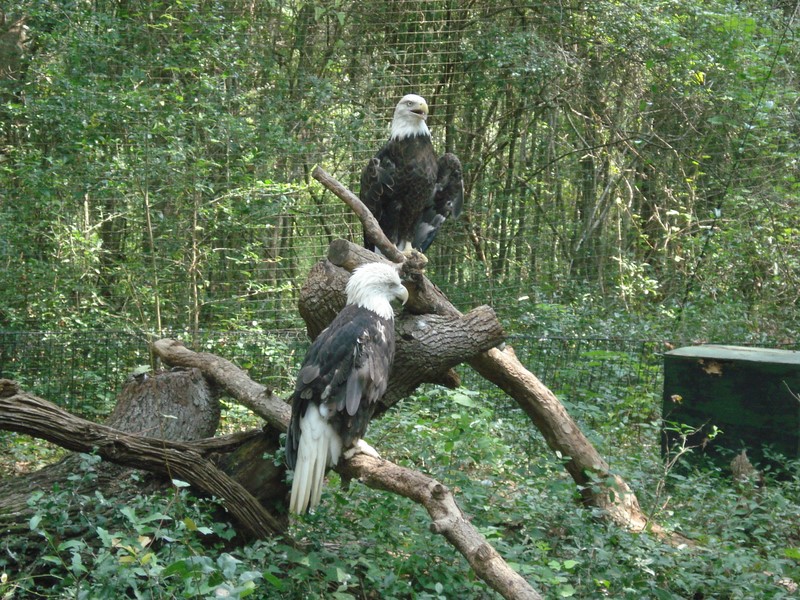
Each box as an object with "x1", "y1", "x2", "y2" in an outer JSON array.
[
  {"x1": 361, "y1": 94, "x2": 463, "y2": 254},
  {"x1": 285, "y1": 262, "x2": 409, "y2": 514}
]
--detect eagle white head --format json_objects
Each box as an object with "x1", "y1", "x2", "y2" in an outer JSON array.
[
  {"x1": 390, "y1": 94, "x2": 431, "y2": 140},
  {"x1": 345, "y1": 263, "x2": 409, "y2": 320}
]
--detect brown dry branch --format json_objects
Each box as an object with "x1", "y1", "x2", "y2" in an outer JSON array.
[
  {"x1": 152, "y1": 337, "x2": 541, "y2": 600},
  {"x1": 338, "y1": 454, "x2": 542, "y2": 600},
  {"x1": 0, "y1": 368, "x2": 281, "y2": 546},
  {"x1": 0, "y1": 379, "x2": 283, "y2": 539},
  {"x1": 151, "y1": 338, "x2": 290, "y2": 430},
  {"x1": 311, "y1": 164, "x2": 405, "y2": 262},
  {"x1": 310, "y1": 165, "x2": 662, "y2": 535}
]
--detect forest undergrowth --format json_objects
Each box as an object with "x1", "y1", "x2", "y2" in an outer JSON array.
[{"x1": 2, "y1": 349, "x2": 799, "y2": 599}]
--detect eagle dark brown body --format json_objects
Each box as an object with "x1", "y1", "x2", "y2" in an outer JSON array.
[{"x1": 361, "y1": 133, "x2": 437, "y2": 252}]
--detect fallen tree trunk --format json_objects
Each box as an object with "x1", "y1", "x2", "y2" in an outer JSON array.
[
  {"x1": 0, "y1": 330, "x2": 539, "y2": 598},
  {"x1": 0, "y1": 378, "x2": 284, "y2": 539},
  {"x1": 0, "y1": 368, "x2": 230, "y2": 536}
]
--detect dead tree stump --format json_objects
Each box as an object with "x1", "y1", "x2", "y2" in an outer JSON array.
[{"x1": 0, "y1": 368, "x2": 247, "y2": 557}]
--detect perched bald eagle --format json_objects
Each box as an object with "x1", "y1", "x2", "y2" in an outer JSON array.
[
  {"x1": 285, "y1": 263, "x2": 409, "y2": 514},
  {"x1": 361, "y1": 94, "x2": 463, "y2": 254}
]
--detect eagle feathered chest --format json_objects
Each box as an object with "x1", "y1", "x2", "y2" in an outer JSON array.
[{"x1": 361, "y1": 134, "x2": 437, "y2": 248}]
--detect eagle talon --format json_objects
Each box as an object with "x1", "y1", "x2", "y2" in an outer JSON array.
[
  {"x1": 344, "y1": 439, "x2": 381, "y2": 460},
  {"x1": 403, "y1": 248, "x2": 428, "y2": 267}
]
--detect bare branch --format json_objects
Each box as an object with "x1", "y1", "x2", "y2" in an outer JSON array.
[
  {"x1": 152, "y1": 337, "x2": 540, "y2": 600},
  {"x1": 0, "y1": 380, "x2": 283, "y2": 538},
  {"x1": 339, "y1": 454, "x2": 542, "y2": 600},
  {"x1": 152, "y1": 338, "x2": 291, "y2": 431},
  {"x1": 311, "y1": 165, "x2": 406, "y2": 263}
]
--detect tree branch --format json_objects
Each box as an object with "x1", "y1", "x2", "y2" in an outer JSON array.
[
  {"x1": 310, "y1": 237, "x2": 660, "y2": 534},
  {"x1": 152, "y1": 338, "x2": 291, "y2": 431},
  {"x1": 338, "y1": 454, "x2": 542, "y2": 600},
  {"x1": 0, "y1": 379, "x2": 283, "y2": 539},
  {"x1": 151, "y1": 337, "x2": 540, "y2": 600},
  {"x1": 311, "y1": 165, "x2": 405, "y2": 263}
]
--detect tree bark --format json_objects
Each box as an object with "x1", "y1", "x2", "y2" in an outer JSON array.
[
  {"x1": 107, "y1": 367, "x2": 221, "y2": 439},
  {"x1": 297, "y1": 254, "x2": 505, "y2": 409},
  {"x1": 0, "y1": 368, "x2": 225, "y2": 537}
]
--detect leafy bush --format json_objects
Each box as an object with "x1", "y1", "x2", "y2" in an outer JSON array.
[{"x1": 2, "y1": 386, "x2": 799, "y2": 598}]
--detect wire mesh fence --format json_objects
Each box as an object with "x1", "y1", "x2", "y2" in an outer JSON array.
[
  {"x1": 0, "y1": 329, "x2": 667, "y2": 421},
  {"x1": 2, "y1": 1, "x2": 797, "y2": 335},
  {"x1": 1, "y1": 3, "x2": 796, "y2": 437},
  {"x1": 4, "y1": 328, "x2": 798, "y2": 468}
]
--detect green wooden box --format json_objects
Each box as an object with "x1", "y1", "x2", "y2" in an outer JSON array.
[{"x1": 662, "y1": 345, "x2": 800, "y2": 464}]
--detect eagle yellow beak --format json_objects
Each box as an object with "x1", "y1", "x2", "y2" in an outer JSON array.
[
  {"x1": 410, "y1": 101, "x2": 428, "y2": 120},
  {"x1": 398, "y1": 285, "x2": 409, "y2": 305}
]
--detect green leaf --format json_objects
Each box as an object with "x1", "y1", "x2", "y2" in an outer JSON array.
[
  {"x1": 449, "y1": 392, "x2": 479, "y2": 408},
  {"x1": 120, "y1": 506, "x2": 137, "y2": 522},
  {"x1": 262, "y1": 570, "x2": 284, "y2": 589},
  {"x1": 29, "y1": 514, "x2": 42, "y2": 531},
  {"x1": 163, "y1": 559, "x2": 190, "y2": 577},
  {"x1": 58, "y1": 539, "x2": 85, "y2": 552},
  {"x1": 783, "y1": 547, "x2": 800, "y2": 560}
]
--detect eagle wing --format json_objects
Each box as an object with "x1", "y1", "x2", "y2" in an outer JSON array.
[
  {"x1": 412, "y1": 152, "x2": 464, "y2": 252},
  {"x1": 285, "y1": 304, "x2": 395, "y2": 469},
  {"x1": 360, "y1": 149, "x2": 398, "y2": 250}
]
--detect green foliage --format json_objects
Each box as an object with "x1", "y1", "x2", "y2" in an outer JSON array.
[
  {"x1": 1, "y1": 0, "x2": 798, "y2": 334},
  {"x1": 3, "y1": 383, "x2": 800, "y2": 598},
  {"x1": 283, "y1": 390, "x2": 800, "y2": 598},
  {"x1": 0, "y1": 432, "x2": 66, "y2": 478},
  {"x1": 1, "y1": 0, "x2": 800, "y2": 596},
  {"x1": 5, "y1": 455, "x2": 251, "y2": 599}
]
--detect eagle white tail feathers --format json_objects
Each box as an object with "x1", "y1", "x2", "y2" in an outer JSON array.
[{"x1": 289, "y1": 404, "x2": 342, "y2": 514}]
